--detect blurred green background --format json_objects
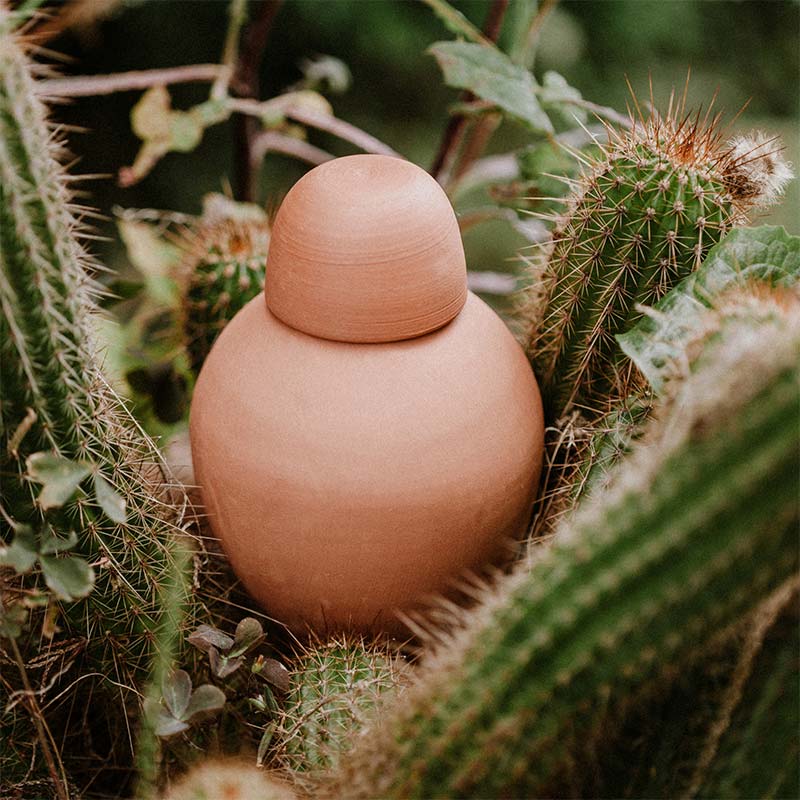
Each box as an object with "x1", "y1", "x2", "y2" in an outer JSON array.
[{"x1": 45, "y1": 0, "x2": 798, "y2": 276}]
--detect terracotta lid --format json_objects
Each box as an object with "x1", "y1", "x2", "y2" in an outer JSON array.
[{"x1": 264, "y1": 154, "x2": 468, "y2": 343}]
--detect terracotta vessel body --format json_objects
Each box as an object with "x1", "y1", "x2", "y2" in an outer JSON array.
[{"x1": 190, "y1": 155, "x2": 544, "y2": 635}]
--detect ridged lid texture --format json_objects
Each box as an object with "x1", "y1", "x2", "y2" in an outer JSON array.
[{"x1": 265, "y1": 154, "x2": 468, "y2": 343}]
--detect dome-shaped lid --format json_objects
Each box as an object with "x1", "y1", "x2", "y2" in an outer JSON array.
[{"x1": 264, "y1": 154, "x2": 467, "y2": 343}]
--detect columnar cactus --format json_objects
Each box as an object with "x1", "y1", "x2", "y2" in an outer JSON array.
[
  {"x1": 524, "y1": 111, "x2": 791, "y2": 421},
  {"x1": 179, "y1": 197, "x2": 270, "y2": 375},
  {"x1": 0, "y1": 21, "x2": 196, "y2": 760},
  {"x1": 277, "y1": 637, "x2": 405, "y2": 779},
  {"x1": 323, "y1": 312, "x2": 799, "y2": 799}
]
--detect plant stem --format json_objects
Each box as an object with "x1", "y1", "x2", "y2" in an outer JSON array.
[
  {"x1": 250, "y1": 130, "x2": 334, "y2": 170},
  {"x1": 34, "y1": 64, "x2": 225, "y2": 97},
  {"x1": 521, "y1": 0, "x2": 559, "y2": 67},
  {"x1": 231, "y1": 0, "x2": 284, "y2": 201},
  {"x1": 2, "y1": 599, "x2": 70, "y2": 800},
  {"x1": 429, "y1": 0, "x2": 509, "y2": 187}
]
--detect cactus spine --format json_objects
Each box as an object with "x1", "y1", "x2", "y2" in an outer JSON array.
[
  {"x1": 276, "y1": 637, "x2": 405, "y2": 780},
  {"x1": 524, "y1": 110, "x2": 791, "y2": 421},
  {"x1": 0, "y1": 24, "x2": 197, "y2": 781},
  {"x1": 179, "y1": 197, "x2": 269, "y2": 375},
  {"x1": 325, "y1": 313, "x2": 800, "y2": 799}
]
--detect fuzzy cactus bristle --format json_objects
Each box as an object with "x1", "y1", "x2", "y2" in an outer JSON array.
[
  {"x1": 276, "y1": 636, "x2": 406, "y2": 781},
  {"x1": 179, "y1": 196, "x2": 270, "y2": 375},
  {"x1": 322, "y1": 310, "x2": 800, "y2": 799},
  {"x1": 522, "y1": 106, "x2": 792, "y2": 422},
  {"x1": 162, "y1": 760, "x2": 298, "y2": 800},
  {"x1": 0, "y1": 27, "x2": 199, "y2": 789}
]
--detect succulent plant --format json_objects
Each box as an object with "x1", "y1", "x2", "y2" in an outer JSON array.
[
  {"x1": 179, "y1": 195, "x2": 270, "y2": 375},
  {"x1": 523, "y1": 107, "x2": 792, "y2": 422},
  {"x1": 0, "y1": 27, "x2": 198, "y2": 790},
  {"x1": 276, "y1": 637, "x2": 405, "y2": 780},
  {"x1": 322, "y1": 309, "x2": 800, "y2": 799},
  {"x1": 161, "y1": 759, "x2": 297, "y2": 800}
]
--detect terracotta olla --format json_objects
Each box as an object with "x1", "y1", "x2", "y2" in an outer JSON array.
[{"x1": 190, "y1": 154, "x2": 544, "y2": 636}]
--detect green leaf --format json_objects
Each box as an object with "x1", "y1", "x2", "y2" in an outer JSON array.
[
  {"x1": 0, "y1": 602, "x2": 28, "y2": 640},
  {"x1": 188, "y1": 623, "x2": 235, "y2": 653},
  {"x1": 256, "y1": 723, "x2": 275, "y2": 766},
  {"x1": 539, "y1": 71, "x2": 587, "y2": 129},
  {"x1": 0, "y1": 524, "x2": 38, "y2": 573},
  {"x1": 93, "y1": 472, "x2": 128, "y2": 524},
  {"x1": 428, "y1": 41, "x2": 553, "y2": 133},
  {"x1": 618, "y1": 226, "x2": 800, "y2": 394},
  {"x1": 185, "y1": 684, "x2": 226, "y2": 719},
  {"x1": 208, "y1": 646, "x2": 245, "y2": 679},
  {"x1": 420, "y1": 0, "x2": 490, "y2": 45},
  {"x1": 40, "y1": 555, "x2": 95, "y2": 601},
  {"x1": 38, "y1": 525, "x2": 78, "y2": 555},
  {"x1": 162, "y1": 669, "x2": 192, "y2": 719},
  {"x1": 153, "y1": 709, "x2": 189, "y2": 738},
  {"x1": 230, "y1": 616, "x2": 264, "y2": 657},
  {"x1": 169, "y1": 111, "x2": 203, "y2": 152},
  {"x1": 26, "y1": 452, "x2": 91, "y2": 510},
  {"x1": 131, "y1": 86, "x2": 172, "y2": 141}
]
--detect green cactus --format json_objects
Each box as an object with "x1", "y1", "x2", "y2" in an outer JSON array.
[
  {"x1": 694, "y1": 586, "x2": 799, "y2": 799},
  {"x1": 276, "y1": 637, "x2": 405, "y2": 781},
  {"x1": 523, "y1": 111, "x2": 792, "y2": 422},
  {"x1": 0, "y1": 27, "x2": 198, "y2": 788},
  {"x1": 323, "y1": 311, "x2": 800, "y2": 799},
  {"x1": 179, "y1": 196, "x2": 269, "y2": 375}
]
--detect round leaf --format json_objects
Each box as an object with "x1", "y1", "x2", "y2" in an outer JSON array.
[{"x1": 40, "y1": 555, "x2": 95, "y2": 602}]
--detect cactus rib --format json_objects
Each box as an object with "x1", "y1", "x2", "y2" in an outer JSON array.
[
  {"x1": 326, "y1": 316, "x2": 800, "y2": 799},
  {"x1": 1, "y1": 26, "x2": 197, "y2": 663},
  {"x1": 524, "y1": 112, "x2": 791, "y2": 421}
]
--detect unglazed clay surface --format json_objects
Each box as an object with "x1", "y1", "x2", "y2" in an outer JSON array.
[
  {"x1": 265, "y1": 154, "x2": 468, "y2": 343},
  {"x1": 190, "y1": 291, "x2": 544, "y2": 635}
]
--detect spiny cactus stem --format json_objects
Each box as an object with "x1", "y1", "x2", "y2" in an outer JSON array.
[{"x1": 328, "y1": 317, "x2": 798, "y2": 799}]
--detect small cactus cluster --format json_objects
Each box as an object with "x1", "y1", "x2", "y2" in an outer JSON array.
[
  {"x1": 320, "y1": 307, "x2": 799, "y2": 798},
  {"x1": 523, "y1": 107, "x2": 792, "y2": 422},
  {"x1": 161, "y1": 760, "x2": 297, "y2": 800},
  {"x1": 275, "y1": 637, "x2": 405, "y2": 781},
  {"x1": 1, "y1": 28, "x2": 198, "y2": 791},
  {"x1": 178, "y1": 196, "x2": 270, "y2": 376}
]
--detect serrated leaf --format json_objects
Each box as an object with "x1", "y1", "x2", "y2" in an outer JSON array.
[
  {"x1": 40, "y1": 555, "x2": 95, "y2": 602},
  {"x1": 26, "y1": 452, "x2": 91, "y2": 510},
  {"x1": 38, "y1": 526, "x2": 78, "y2": 555},
  {"x1": 93, "y1": 472, "x2": 127, "y2": 524},
  {"x1": 230, "y1": 617, "x2": 264, "y2": 656},
  {"x1": 188, "y1": 624, "x2": 235, "y2": 653},
  {"x1": 131, "y1": 86, "x2": 172, "y2": 141},
  {"x1": 0, "y1": 524, "x2": 38, "y2": 573},
  {"x1": 185, "y1": 684, "x2": 226, "y2": 719},
  {"x1": 428, "y1": 41, "x2": 553, "y2": 133},
  {"x1": 618, "y1": 226, "x2": 800, "y2": 394},
  {"x1": 162, "y1": 669, "x2": 192, "y2": 719}
]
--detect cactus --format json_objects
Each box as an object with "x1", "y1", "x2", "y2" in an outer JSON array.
[
  {"x1": 276, "y1": 637, "x2": 405, "y2": 781},
  {"x1": 693, "y1": 586, "x2": 799, "y2": 799},
  {"x1": 523, "y1": 108, "x2": 792, "y2": 422},
  {"x1": 179, "y1": 195, "x2": 269, "y2": 375},
  {"x1": 161, "y1": 760, "x2": 298, "y2": 800},
  {"x1": 0, "y1": 26, "x2": 198, "y2": 789},
  {"x1": 323, "y1": 311, "x2": 800, "y2": 799}
]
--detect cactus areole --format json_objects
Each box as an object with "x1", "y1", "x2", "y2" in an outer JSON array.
[{"x1": 189, "y1": 155, "x2": 545, "y2": 636}]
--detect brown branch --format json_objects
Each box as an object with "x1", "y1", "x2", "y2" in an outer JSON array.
[
  {"x1": 250, "y1": 130, "x2": 334, "y2": 170},
  {"x1": 286, "y1": 106, "x2": 401, "y2": 157},
  {"x1": 429, "y1": 0, "x2": 509, "y2": 186},
  {"x1": 230, "y1": 0, "x2": 284, "y2": 201},
  {"x1": 33, "y1": 64, "x2": 225, "y2": 97}
]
